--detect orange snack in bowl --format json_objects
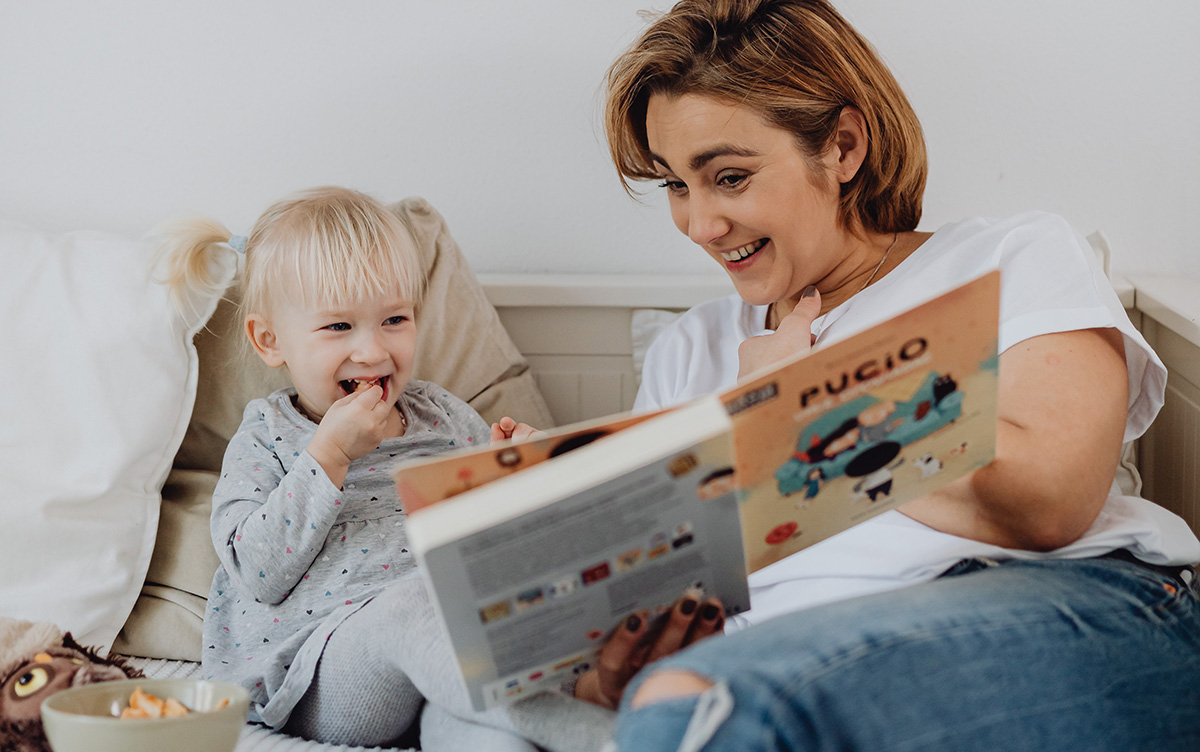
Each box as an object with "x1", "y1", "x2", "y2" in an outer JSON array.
[
  {"x1": 121, "y1": 687, "x2": 166, "y2": 718},
  {"x1": 163, "y1": 697, "x2": 190, "y2": 717},
  {"x1": 117, "y1": 685, "x2": 232, "y2": 719}
]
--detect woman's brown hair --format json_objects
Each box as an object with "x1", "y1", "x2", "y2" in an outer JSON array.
[{"x1": 605, "y1": 0, "x2": 927, "y2": 234}]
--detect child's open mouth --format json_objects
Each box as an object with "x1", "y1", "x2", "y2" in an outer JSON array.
[{"x1": 339, "y1": 376, "x2": 389, "y2": 399}]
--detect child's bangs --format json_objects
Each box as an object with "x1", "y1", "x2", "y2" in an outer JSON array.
[
  {"x1": 288, "y1": 228, "x2": 422, "y2": 310},
  {"x1": 245, "y1": 192, "x2": 426, "y2": 315}
]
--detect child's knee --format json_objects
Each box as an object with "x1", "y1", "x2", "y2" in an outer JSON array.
[{"x1": 630, "y1": 669, "x2": 714, "y2": 709}]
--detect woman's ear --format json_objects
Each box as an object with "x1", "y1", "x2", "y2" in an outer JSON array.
[
  {"x1": 246, "y1": 315, "x2": 285, "y2": 368},
  {"x1": 830, "y1": 106, "x2": 869, "y2": 184}
]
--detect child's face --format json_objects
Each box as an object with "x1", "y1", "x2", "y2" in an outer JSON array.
[{"x1": 252, "y1": 291, "x2": 418, "y2": 425}]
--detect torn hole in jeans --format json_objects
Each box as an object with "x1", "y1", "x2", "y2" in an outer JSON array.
[{"x1": 675, "y1": 681, "x2": 734, "y2": 752}]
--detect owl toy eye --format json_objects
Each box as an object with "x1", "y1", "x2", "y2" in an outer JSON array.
[{"x1": 13, "y1": 667, "x2": 49, "y2": 698}]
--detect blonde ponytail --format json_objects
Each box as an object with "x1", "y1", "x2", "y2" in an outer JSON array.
[{"x1": 153, "y1": 216, "x2": 237, "y2": 319}]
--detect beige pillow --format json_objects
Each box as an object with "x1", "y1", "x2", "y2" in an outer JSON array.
[{"x1": 117, "y1": 196, "x2": 554, "y2": 659}]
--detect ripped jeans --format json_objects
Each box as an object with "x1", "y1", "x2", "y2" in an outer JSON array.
[{"x1": 612, "y1": 555, "x2": 1200, "y2": 752}]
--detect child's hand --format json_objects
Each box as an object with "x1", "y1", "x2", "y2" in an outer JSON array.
[
  {"x1": 491, "y1": 416, "x2": 540, "y2": 442},
  {"x1": 309, "y1": 385, "x2": 390, "y2": 487}
]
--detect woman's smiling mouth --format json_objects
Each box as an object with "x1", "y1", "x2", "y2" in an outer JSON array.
[{"x1": 720, "y1": 238, "x2": 767, "y2": 262}]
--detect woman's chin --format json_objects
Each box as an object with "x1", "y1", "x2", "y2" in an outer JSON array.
[{"x1": 728, "y1": 280, "x2": 779, "y2": 308}]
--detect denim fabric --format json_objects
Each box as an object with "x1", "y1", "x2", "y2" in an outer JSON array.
[{"x1": 613, "y1": 556, "x2": 1200, "y2": 751}]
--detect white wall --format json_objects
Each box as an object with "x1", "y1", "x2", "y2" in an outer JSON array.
[{"x1": 2, "y1": 1, "x2": 1196, "y2": 278}]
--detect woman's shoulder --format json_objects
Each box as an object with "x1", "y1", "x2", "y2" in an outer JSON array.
[
  {"x1": 654, "y1": 293, "x2": 765, "y2": 348},
  {"x1": 926, "y1": 211, "x2": 1086, "y2": 260},
  {"x1": 635, "y1": 293, "x2": 759, "y2": 411}
]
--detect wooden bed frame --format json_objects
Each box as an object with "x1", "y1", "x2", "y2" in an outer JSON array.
[{"x1": 481, "y1": 272, "x2": 1200, "y2": 537}]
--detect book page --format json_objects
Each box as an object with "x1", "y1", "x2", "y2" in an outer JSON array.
[
  {"x1": 412, "y1": 403, "x2": 749, "y2": 710},
  {"x1": 721, "y1": 271, "x2": 1000, "y2": 573}
]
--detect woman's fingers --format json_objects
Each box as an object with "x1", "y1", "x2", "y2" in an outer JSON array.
[
  {"x1": 686, "y1": 597, "x2": 725, "y2": 644},
  {"x1": 641, "y1": 596, "x2": 700, "y2": 664},
  {"x1": 642, "y1": 595, "x2": 726, "y2": 664},
  {"x1": 594, "y1": 612, "x2": 649, "y2": 706},
  {"x1": 738, "y1": 286, "x2": 822, "y2": 378},
  {"x1": 575, "y1": 596, "x2": 727, "y2": 709}
]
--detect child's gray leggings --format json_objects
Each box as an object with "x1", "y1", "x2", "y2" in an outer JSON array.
[{"x1": 283, "y1": 571, "x2": 615, "y2": 751}]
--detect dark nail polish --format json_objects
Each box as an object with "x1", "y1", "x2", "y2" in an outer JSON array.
[
  {"x1": 626, "y1": 614, "x2": 642, "y2": 631},
  {"x1": 680, "y1": 598, "x2": 697, "y2": 615},
  {"x1": 700, "y1": 603, "x2": 720, "y2": 620},
  {"x1": 801, "y1": 285, "x2": 818, "y2": 299}
]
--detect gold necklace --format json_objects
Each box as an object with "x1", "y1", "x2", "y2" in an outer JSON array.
[
  {"x1": 767, "y1": 231, "x2": 899, "y2": 330},
  {"x1": 857, "y1": 231, "x2": 899, "y2": 295}
]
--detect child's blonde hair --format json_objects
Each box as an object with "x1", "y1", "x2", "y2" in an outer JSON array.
[{"x1": 159, "y1": 186, "x2": 425, "y2": 322}]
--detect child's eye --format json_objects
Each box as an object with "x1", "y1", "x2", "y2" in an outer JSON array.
[
  {"x1": 324, "y1": 322, "x2": 351, "y2": 332},
  {"x1": 384, "y1": 315, "x2": 409, "y2": 326}
]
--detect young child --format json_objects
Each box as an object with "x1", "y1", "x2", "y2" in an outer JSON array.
[{"x1": 160, "y1": 187, "x2": 611, "y2": 751}]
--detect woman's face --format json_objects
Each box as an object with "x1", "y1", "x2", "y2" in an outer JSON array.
[{"x1": 644, "y1": 93, "x2": 851, "y2": 307}]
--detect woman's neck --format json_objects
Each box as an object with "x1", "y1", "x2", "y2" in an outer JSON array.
[{"x1": 769, "y1": 230, "x2": 930, "y2": 328}]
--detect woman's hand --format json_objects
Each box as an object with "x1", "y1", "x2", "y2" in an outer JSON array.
[
  {"x1": 738, "y1": 286, "x2": 823, "y2": 379},
  {"x1": 491, "y1": 416, "x2": 540, "y2": 442},
  {"x1": 574, "y1": 593, "x2": 725, "y2": 710}
]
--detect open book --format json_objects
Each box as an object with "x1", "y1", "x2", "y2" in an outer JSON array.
[{"x1": 399, "y1": 271, "x2": 1000, "y2": 710}]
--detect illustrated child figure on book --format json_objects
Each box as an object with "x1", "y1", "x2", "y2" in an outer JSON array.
[{"x1": 159, "y1": 187, "x2": 615, "y2": 751}]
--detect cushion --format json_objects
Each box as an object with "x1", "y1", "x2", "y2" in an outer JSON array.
[
  {"x1": 0, "y1": 221, "x2": 228, "y2": 653},
  {"x1": 117, "y1": 196, "x2": 554, "y2": 659}
]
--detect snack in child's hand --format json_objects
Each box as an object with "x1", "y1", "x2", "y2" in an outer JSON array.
[{"x1": 117, "y1": 687, "x2": 230, "y2": 719}]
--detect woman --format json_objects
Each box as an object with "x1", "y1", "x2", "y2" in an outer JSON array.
[{"x1": 576, "y1": 1, "x2": 1200, "y2": 749}]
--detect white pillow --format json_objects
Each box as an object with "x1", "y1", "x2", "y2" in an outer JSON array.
[
  {"x1": 0, "y1": 221, "x2": 228, "y2": 652},
  {"x1": 631, "y1": 308, "x2": 683, "y2": 389}
]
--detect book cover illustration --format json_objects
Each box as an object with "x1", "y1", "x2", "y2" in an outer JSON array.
[
  {"x1": 722, "y1": 271, "x2": 1000, "y2": 573},
  {"x1": 395, "y1": 411, "x2": 660, "y2": 514}
]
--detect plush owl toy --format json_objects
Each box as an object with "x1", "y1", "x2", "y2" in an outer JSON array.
[{"x1": 0, "y1": 617, "x2": 142, "y2": 752}]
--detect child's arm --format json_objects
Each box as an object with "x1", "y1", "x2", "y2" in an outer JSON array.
[{"x1": 210, "y1": 410, "x2": 346, "y2": 605}]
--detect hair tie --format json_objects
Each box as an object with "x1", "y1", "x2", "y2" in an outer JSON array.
[{"x1": 228, "y1": 235, "x2": 248, "y2": 254}]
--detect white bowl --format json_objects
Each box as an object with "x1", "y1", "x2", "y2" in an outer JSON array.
[{"x1": 41, "y1": 678, "x2": 249, "y2": 752}]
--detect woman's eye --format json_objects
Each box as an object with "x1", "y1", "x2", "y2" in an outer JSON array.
[
  {"x1": 717, "y1": 171, "x2": 748, "y2": 188},
  {"x1": 13, "y1": 667, "x2": 49, "y2": 698},
  {"x1": 324, "y1": 322, "x2": 351, "y2": 332},
  {"x1": 657, "y1": 179, "x2": 687, "y2": 195}
]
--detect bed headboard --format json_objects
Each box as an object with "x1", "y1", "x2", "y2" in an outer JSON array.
[
  {"x1": 482, "y1": 272, "x2": 1200, "y2": 538},
  {"x1": 480, "y1": 274, "x2": 734, "y2": 425}
]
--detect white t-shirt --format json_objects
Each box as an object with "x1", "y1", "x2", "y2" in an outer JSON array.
[{"x1": 634, "y1": 211, "x2": 1200, "y2": 630}]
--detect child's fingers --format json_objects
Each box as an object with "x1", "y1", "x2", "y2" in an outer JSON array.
[
  {"x1": 491, "y1": 417, "x2": 525, "y2": 442},
  {"x1": 510, "y1": 422, "x2": 540, "y2": 441}
]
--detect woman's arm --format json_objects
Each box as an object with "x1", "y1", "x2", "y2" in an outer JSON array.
[{"x1": 900, "y1": 326, "x2": 1128, "y2": 551}]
